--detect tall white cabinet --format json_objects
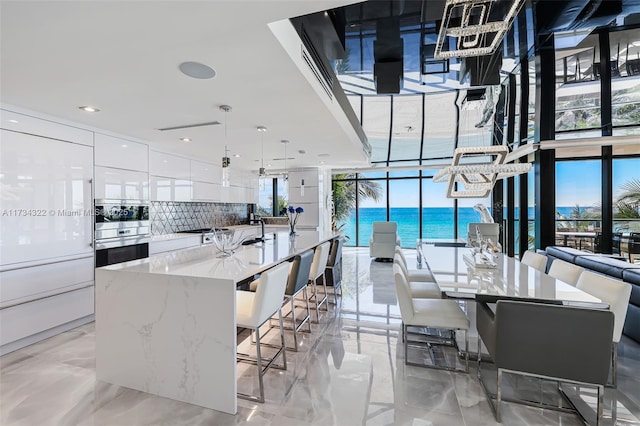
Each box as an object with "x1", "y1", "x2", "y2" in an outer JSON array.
[
  {"x1": 287, "y1": 169, "x2": 321, "y2": 230},
  {"x1": 94, "y1": 133, "x2": 149, "y2": 200},
  {"x1": 0, "y1": 110, "x2": 95, "y2": 354}
]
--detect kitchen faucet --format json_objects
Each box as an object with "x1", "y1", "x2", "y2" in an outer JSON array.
[{"x1": 249, "y1": 216, "x2": 265, "y2": 242}]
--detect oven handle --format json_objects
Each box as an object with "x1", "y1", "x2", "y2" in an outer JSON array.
[
  {"x1": 94, "y1": 236, "x2": 151, "y2": 250},
  {"x1": 94, "y1": 198, "x2": 149, "y2": 205}
]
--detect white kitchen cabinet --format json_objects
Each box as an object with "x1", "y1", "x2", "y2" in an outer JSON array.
[
  {"x1": 287, "y1": 169, "x2": 320, "y2": 229},
  {"x1": 292, "y1": 203, "x2": 319, "y2": 228},
  {"x1": 1, "y1": 109, "x2": 93, "y2": 146},
  {"x1": 94, "y1": 133, "x2": 148, "y2": 172},
  {"x1": 0, "y1": 256, "x2": 94, "y2": 308},
  {"x1": 192, "y1": 181, "x2": 221, "y2": 201},
  {"x1": 0, "y1": 130, "x2": 94, "y2": 266},
  {"x1": 288, "y1": 184, "x2": 319, "y2": 204},
  {"x1": 0, "y1": 286, "x2": 94, "y2": 348},
  {"x1": 95, "y1": 166, "x2": 149, "y2": 200},
  {"x1": 150, "y1": 151, "x2": 191, "y2": 179},
  {"x1": 288, "y1": 169, "x2": 318, "y2": 187},
  {"x1": 191, "y1": 160, "x2": 220, "y2": 184},
  {"x1": 150, "y1": 176, "x2": 192, "y2": 202}
]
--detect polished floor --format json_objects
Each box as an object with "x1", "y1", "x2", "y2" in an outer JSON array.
[{"x1": 1, "y1": 247, "x2": 639, "y2": 425}]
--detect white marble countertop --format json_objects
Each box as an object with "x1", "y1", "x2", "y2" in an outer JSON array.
[
  {"x1": 150, "y1": 233, "x2": 202, "y2": 242},
  {"x1": 102, "y1": 230, "x2": 337, "y2": 283}
]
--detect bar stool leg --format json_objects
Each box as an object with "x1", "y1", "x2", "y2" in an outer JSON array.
[
  {"x1": 255, "y1": 326, "x2": 265, "y2": 403},
  {"x1": 278, "y1": 308, "x2": 287, "y2": 369},
  {"x1": 290, "y1": 297, "x2": 298, "y2": 350}
]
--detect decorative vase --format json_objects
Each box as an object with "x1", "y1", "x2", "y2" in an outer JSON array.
[{"x1": 289, "y1": 225, "x2": 296, "y2": 240}]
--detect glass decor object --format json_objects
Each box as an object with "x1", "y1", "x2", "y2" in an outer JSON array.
[{"x1": 211, "y1": 229, "x2": 246, "y2": 257}]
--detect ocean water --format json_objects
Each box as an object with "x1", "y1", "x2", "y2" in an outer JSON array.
[{"x1": 338, "y1": 206, "x2": 585, "y2": 246}]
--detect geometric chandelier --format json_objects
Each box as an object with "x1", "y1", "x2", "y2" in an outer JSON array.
[
  {"x1": 433, "y1": 145, "x2": 531, "y2": 198},
  {"x1": 434, "y1": 0, "x2": 525, "y2": 59}
]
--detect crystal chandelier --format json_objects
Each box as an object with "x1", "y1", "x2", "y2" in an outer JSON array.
[
  {"x1": 434, "y1": 0, "x2": 525, "y2": 59},
  {"x1": 433, "y1": 145, "x2": 531, "y2": 198}
]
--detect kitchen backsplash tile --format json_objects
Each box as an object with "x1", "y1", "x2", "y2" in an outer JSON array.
[{"x1": 150, "y1": 201, "x2": 251, "y2": 235}]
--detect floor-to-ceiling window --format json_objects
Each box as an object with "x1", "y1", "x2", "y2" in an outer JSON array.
[
  {"x1": 422, "y1": 172, "x2": 455, "y2": 239},
  {"x1": 555, "y1": 159, "x2": 602, "y2": 251},
  {"x1": 389, "y1": 171, "x2": 420, "y2": 245},
  {"x1": 613, "y1": 156, "x2": 640, "y2": 233},
  {"x1": 356, "y1": 172, "x2": 387, "y2": 246}
]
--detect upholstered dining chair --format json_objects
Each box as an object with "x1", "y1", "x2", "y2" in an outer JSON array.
[
  {"x1": 476, "y1": 299, "x2": 614, "y2": 425},
  {"x1": 576, "y1": 271, "x2": 632, "y2": 387},
  {"x1": 308, "y1": 241, "x2": 331, "y2": 322},
  {"x1": 394, "y1": 266, "x2": 469, "y2": 372},
  {"x1": 236, "y1": 262, "x2": 290, "y2": 403},
  {"x1": 393, "y1": 261, "x2": 442, "y2": 299},
  {"x1": 369, "y1": 221, "x2": 401, "y2": 261},
  {"x1": 394, "y1": 247, "x2": 436, "y2": 283},
  {"x1": 520, "y1": 250, "x2": 547, "y2": 271},
  {"x1": 548, "y1": 258, "x2": 585, "y2": 286}
]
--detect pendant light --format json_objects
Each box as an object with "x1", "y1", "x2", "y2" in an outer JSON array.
[
  {"x1": 281, "y1": 140, "x2": 289, "y2": 193},
  {"x1": 220, "y1": 105, "x2": 231, "y2": 187},
  {"x1": 257, "y1": 126, "x2": 267, "y2": 191},
  {"x1": 298, "y1": 149, "x2": 306, "y2": 197}
]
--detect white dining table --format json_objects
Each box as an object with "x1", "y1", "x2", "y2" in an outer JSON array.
[{"x1": 418, "y1": 245, "x2": 606, "y2": 308}]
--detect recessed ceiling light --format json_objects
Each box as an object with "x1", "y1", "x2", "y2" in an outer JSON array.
[
  {"x1": 267, "y1": 163, "x2": 272, "y2": 167},
  {"x1": 233, "y1": 154, "x2": 241, "y2": 158},
  {"x1": 79, "y1": 105, "x2": 100, "y2": 113},
  {"x1": 180, "y1": 137, "x2": 191, "y2": 142},
  {"x1": 8, "y1": 119, "x2": 18, "y2": 123},
  {"x1": 319, "y1": 161, "x2": 325, "y2": 164},
  {"x1": 179, "y1": 61, "x2": 216, "y2": 79},
  {"x1": 121, "y1": 144, "x2": 128, "y2": 148}
]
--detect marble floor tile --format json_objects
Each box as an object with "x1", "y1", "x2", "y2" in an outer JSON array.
[{"x1": 1, "y1": 247, "x2": 639, "y2": 425}]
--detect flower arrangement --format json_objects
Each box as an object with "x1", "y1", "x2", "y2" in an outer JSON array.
[{"x1": 280, "y1": 205, "x2": 304, "y2": 236}]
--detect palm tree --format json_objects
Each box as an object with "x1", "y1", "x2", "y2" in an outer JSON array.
[
  {"x1": 615, "y1": 178, "x2": 640, "y2": 219},
  {"x1": 331, "y1": 174, "x2": 382, "y2": 224}
]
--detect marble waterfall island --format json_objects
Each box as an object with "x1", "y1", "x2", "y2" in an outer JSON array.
[{"x1": 95, "y1": 230, "x2": 336, "y2": 414}]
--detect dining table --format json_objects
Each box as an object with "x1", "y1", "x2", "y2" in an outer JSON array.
[{"x1": 417, "y1": 244, "x2": 607, "y2": 308}]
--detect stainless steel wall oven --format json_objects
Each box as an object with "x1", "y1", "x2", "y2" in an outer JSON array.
[{"x1": 94, "y1": 199, "x2": 150, "y2": 267}]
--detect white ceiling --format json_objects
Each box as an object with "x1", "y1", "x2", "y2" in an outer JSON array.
[{"x1": 0, "y1": 0, "x2": 368, "y2": 172}]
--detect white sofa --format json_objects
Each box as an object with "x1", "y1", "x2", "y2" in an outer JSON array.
[{"x1": 369, "y1": 221, "x2": 401, "y2": 261}]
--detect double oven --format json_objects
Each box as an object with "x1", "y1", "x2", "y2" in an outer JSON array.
[{"x1": 94, "y1": 199, "x2": 150, "y2": 267}]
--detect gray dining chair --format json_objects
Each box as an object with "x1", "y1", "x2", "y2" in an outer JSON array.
[{"x1": 476, "y1": 299, "x2": 614, "y2": 425}]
